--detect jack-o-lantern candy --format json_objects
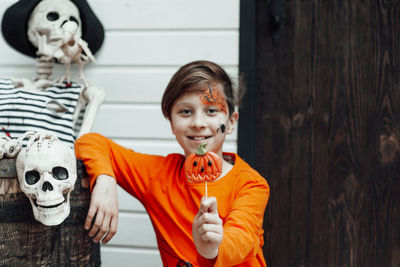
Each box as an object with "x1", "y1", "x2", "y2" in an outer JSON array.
[{"x1": 184, "y1": 143, "x2": 222, "y2": 197}]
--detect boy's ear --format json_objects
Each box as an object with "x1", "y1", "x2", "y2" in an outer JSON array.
[{"x1": 226, "y1": 112, "x2": 239, "y2": 134}]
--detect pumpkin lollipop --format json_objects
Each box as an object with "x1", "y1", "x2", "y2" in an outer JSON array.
[{"x1": 184, "y1": 143, "x2": 222, "y2": 198}]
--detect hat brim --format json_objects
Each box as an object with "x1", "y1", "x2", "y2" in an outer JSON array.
[{"x1": 1, "y1": 0, "x2": 104, "y2": 58}]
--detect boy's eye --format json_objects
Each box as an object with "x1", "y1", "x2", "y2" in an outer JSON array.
[
  {"x1": 206, "y1": 108, "x2": 219, "y2": 114},
  {"x1": 179, "y1": 109, "x2": 192, "y2": 115}
]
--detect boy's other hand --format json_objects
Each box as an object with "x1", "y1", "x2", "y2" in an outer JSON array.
[
  {"x1": 85, "y1": 174, "x2": 119, "y2": 244},
  {"x1": 192, "y1": 196, "x2": 223, "y2": 259}
]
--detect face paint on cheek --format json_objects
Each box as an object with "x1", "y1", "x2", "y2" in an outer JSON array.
[
  {"x1": 217, "y1": 123, "x2": 226, "y2": 134},
  {"x1": 199, "y1": 83, "x2": 228, "y2": 114}
]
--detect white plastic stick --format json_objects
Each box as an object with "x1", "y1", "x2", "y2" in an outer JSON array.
[{"x1": 205, "y1": 181, "x2": 208, "y2": 199}]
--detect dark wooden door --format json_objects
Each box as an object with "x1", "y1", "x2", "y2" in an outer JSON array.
[{"x1": 239, "y1": 1, "x2": 400, "y2": 266}]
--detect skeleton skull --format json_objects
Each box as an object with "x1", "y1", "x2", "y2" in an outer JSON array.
[
  {"x1": 16, "y1": 137, "x2": 77, "y2": 226},
  {"x1": 27, "y1": 0, "x2": 82, "y2": 58}
]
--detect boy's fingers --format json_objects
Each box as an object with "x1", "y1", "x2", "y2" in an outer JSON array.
[
  {"x1": 85, "y1": 205, "x2": 97, "y2": 230},
  {"x1": 199, "y1": 196, "x2": 218, "y2": 214},
  {"x1": 201, "y1": 231, "x2": 223, "y2": 243},
  {"x1": 198, "y1": 196, "x2": 208, "y2": 214},
  {"x1": 198, "y1": 212, "x2": 222, "y2": 226},
  {"x1": 207, "y1": 197, "x2": 218, "y2": 214},
  {"x1": 93, "y1": 215, "x2": 111, "y2": 243},
  {"x1": 89, "y1": 211, "x2": 104, "y2": 239},
  {"x1": 198, "y1": 223, "x2": 222, "y2": 236},
  {"x1": 102, "y1": 216, "x2": 118, "y2": 244}
]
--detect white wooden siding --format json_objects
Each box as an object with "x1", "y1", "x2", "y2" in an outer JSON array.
[{"x1": 0, "y1": 0, "x2": 239, "y2": 266}]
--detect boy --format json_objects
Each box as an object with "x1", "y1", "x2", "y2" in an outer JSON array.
[{"x1": 75, "y1": 60, "x2": 270, "y2": 266}]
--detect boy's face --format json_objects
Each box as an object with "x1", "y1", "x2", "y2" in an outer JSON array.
[{"x1": 170, "y1": 83, "x2": 238, "y2": 158}]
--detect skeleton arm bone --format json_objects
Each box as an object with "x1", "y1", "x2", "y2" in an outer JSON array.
[
  {"x1": 77, "y1": 86, "x2": 105, "y2": 138},
  {"x1": 77, "y1": 39, "x2": 95, "y2": 63}
]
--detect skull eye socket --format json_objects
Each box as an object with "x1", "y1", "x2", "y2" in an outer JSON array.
[
  {"x1": 52, "y1": 167, "x2": 69, "y2": 180},
  {"x1": 25, "y1": 171, "x2": 40, "y2": 185},
  {"x1": 69, "y1": 16, "x2": 79, "y2": 25},
  {"x1": 47, "y1": 12, "x2": 60, "y2": 21}
]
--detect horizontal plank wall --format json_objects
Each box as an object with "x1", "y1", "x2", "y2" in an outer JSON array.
[{"x1": 0, "y1": 0, "x2": 239, "y2": 266}]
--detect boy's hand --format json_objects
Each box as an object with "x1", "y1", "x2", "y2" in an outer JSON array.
[
  {"x1": 192, "y1": 196, "x2": 223, "y2": 259},
  {"x1": 85, "y1": 174, "x2": 119, "y2": 244}
]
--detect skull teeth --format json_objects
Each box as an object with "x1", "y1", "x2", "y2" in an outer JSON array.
[
  {"x1": 35, "y1": 198, "x2": 65, "y2": 208},
  {"x1": 36, "y1": 202, "x2": 67, "y2": 214}
]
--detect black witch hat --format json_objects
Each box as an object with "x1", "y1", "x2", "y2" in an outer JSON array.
[{"x1": 1, "y1": 0, "x2": 104, "y2": 58}]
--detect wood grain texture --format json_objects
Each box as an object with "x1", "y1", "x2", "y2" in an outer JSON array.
[{"x1": 254, "y1": 0, "x2": 400, "y2": 266}]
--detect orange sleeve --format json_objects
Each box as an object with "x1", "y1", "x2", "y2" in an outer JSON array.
[
  {"x1": 215, "y1": 173, "x2": 270, "y2": 266},
  {"x1": 74, "y1": 132, "x2": 165, "y2": 200},
  {"x1": 74, "y1": 133, "x2": 116, "y2": 190}
]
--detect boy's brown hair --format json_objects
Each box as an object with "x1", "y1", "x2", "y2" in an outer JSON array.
[{"x1": 161, "y1": 60, "x2": 240, "y2": 120}]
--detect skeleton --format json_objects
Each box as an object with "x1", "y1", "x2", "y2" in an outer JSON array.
[
  {"x1": 11, "y1": 0, "x2": 104, "y2": 137},
  {"x1": 15, "y1": 132, "x2": 77, "y2": 226},
  {"x1": 1, "y1": 0, "x2": 104, "y2": 224}
]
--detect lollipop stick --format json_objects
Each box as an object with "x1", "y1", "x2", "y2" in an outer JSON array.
[{"x1": 205, "y1": 181, "x2": 208, "y2": 199}]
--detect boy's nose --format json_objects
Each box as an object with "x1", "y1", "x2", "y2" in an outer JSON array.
[{"x1": 190, "y1": 114, "x2": 206, "y2": 128}]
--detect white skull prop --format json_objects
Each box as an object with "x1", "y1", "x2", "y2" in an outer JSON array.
[
  {"x1": 27, "y1": 0, "x2": 82, "y2": 57},
  {"x1": 16, "y1": 137, "x2": 77, "y2": 226}
]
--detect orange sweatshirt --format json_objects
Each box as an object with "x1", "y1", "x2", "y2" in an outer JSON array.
[{"x1": 75, "y1": 133, "x2": 270, "y2": 267}]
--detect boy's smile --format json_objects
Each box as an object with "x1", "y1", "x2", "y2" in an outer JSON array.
[
  {"x1": 169, "y1": 86, "x2": 238, "y2": 158},
  {"x1": 187, "y1": 136, "x2": 211, "y2": 141}
]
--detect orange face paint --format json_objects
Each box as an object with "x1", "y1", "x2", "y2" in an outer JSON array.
[{"x1": 199, "y1": 83, "x2": 228, "y2": 114}]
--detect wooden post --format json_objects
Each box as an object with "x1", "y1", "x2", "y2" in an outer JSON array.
[{"x1": 240, "y1": 1, "x2": 400, "y2": 266}]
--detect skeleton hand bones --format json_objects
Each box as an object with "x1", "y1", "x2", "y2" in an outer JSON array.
[
  {"x1": 0, "y1": 135, "x2": 24, "y2": 159},
  {"x1": 0, "y1": 131, "x2": 57, "y2": 159}
]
